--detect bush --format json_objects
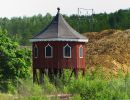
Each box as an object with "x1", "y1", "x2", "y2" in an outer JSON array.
[
  {"x1": 0, "y1": 28, "x2": 31, "y2": 92},
  {"x1": 42, "y1": 75, "x2": 57, "y2": 94},
  {"x1": 65, "y1": 70, "x2": 130, "y2": 100},
  {"x1": 1, "y1": 67, "x2": 130, "y2": 100}
]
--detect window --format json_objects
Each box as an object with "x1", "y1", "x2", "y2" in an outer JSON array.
[
  {"x1": 45, "y1": 44, "x2": 53, "y2": 58},
  {"x1": 63, "y1": 44, "x2": 71, "y2": 58},
  {"x1": 34, "y1": 45, "x2": 38, "y2": 58},
  {"x1": 79, "y1": 46, "x2": 83, "y2": 58}
]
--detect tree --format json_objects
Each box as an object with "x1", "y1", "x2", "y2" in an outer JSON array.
[
  {"x1": 0, "y1": 28, "x2": 31, "y2": 81},
  {"x1": 0, "y1": 9, "x2": 130, "y2": 45}
]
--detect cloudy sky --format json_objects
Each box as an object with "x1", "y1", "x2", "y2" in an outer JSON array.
[{"x1": 0, "y1": 0, "x2": 130, "y2": 18}]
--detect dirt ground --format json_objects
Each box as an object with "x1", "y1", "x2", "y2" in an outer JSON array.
[{"x1": 84, "y1": 29, "x2": 130, "y2": 76}]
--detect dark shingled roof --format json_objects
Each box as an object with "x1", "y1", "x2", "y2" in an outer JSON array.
[{"x1": 30, "y1": 8, "x2": 88, "y2": 42}]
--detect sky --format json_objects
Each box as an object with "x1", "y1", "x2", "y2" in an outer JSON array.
[{"x1": 0, "y1": 0, "x2": 130, "y2": 18}]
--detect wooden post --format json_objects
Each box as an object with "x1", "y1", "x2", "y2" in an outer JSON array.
[
  {"x1": 74, "y1": 69, "x2": 78, "y2": 79},
  {"x1": 59, "y1": 69, "x2": 63, "y2": 78},
  {"x1": 48, "y1": 68, "x2": 53, "y2": 80},
  {"x1": 33, "y1": 69, "x2": 36, "y2": 83},
  {"x1": 53, "y1": 68, "x2": 58, "y2": 77},
  {"x1": 36, "y1": 69, "x2": 39, "y2": 84},
  {"x1": 39, "y1": 69, "x2": 44, "y2": 84},
  {"x1": 44, "y1": 68, "x2": 48, "y2": 76},
  {"x1": 69, "y1": 69, "x2": 74, "y2": 78},
  {"x1": 82, "y1": 68, "x2": 85, "y2": 76},
  {"x1": 33, "y1": 69, "x2": 39, "y2": 84}
]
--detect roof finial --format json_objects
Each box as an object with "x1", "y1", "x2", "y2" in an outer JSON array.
[{"x1": 57, "y1": 7, "x2": 60, "y2": 13}]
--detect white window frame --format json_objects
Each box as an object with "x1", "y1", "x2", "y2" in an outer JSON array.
[
  {"x1": 63, "y1": 44, "x2": 71, "y2": 58},
  {"x1": 45, "y1": 44, "x2": 53, "y2": 58},
  {"x1": 34, "y1": 45, "x2": 38, "y2": 58},
  {"x1": 79, "y1": 45, "x2": 83, "y2": 58}
]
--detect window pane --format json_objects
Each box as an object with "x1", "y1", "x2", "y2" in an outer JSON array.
[
  {"x1": 64, "y1": 45, "x2": 71, "y2": 58},
  {"x1": 34, "y1": 47, "x2": 38, "y2": 57},
  {"x1": 79, "y1": 47, "x2": 83, "y2": 58},
  {"x1": 46, "y1": 46, "x2": 52, "y2": 57},
  {"x1": 65, "y1": 46, "x2": 70, "y2": 57}
]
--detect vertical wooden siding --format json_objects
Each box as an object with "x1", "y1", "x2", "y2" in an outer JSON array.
[{"x1": 33, "y1": 41, "x2": 86, "y2": 70}]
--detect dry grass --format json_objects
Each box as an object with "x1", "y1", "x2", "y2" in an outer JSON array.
[{"x1": 0, "y1": 93, "x2": 16, "y2": 100}]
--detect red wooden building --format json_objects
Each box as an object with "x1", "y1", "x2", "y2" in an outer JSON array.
[{"x1": 30, "y1": 8, "x2": 88, "y2": 83}]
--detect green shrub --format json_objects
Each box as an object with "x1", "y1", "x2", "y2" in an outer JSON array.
[
  {"x1": 65, "y1": 70, "x2": 130, "y2": 100},
  {"x1": 71, "y1": 94, "x2": 81, "y2": 100},
  {"x1": 42, "y1": 75, "x2": 57, "y2": 94},
  {"x1": 23, "y1": 96, "x2": 47, "y2": 100},
  {"x1": 1, "y1": 67, "x2": 130, "y2": 100}
]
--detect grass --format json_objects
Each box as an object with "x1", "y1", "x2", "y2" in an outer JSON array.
[
  {"x1": 0, "y1": 93, "x2": 15, "y2": 100},
  {"x1": 0, "y1": 69, "x2": 130, "y2": 100}
]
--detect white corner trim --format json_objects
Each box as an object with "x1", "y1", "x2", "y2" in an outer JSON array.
[
  {"x1": 79, "y1": 45, "x2": 83, "y2": 58},
  {"x1": 63, "y1": 44, "x2": 71, "y2": 58},
  {"x1": 45, "y1": 43, "x2": 53, "y2": 58},
  {"x1": 30, "y1": 38, "x2": 88, "y2": 43}
]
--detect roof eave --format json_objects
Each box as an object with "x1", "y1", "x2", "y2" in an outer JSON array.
[{"x1": 29, "y1": 38, "x2": 88, "y2": 43}]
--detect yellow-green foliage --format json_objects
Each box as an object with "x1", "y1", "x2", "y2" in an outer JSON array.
[
  {"x1": 1, "y1": 69, "x2": 130, "y2": 100},
  {"x1": 42, "y1": 75, "x2": 57, "y2": 94},
  {"x1": 65, "y1": 71, "x2": 130, "y2": 100},
  {"x1": 0, "y1": 93, "x2": 15, "y2": 100}
]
